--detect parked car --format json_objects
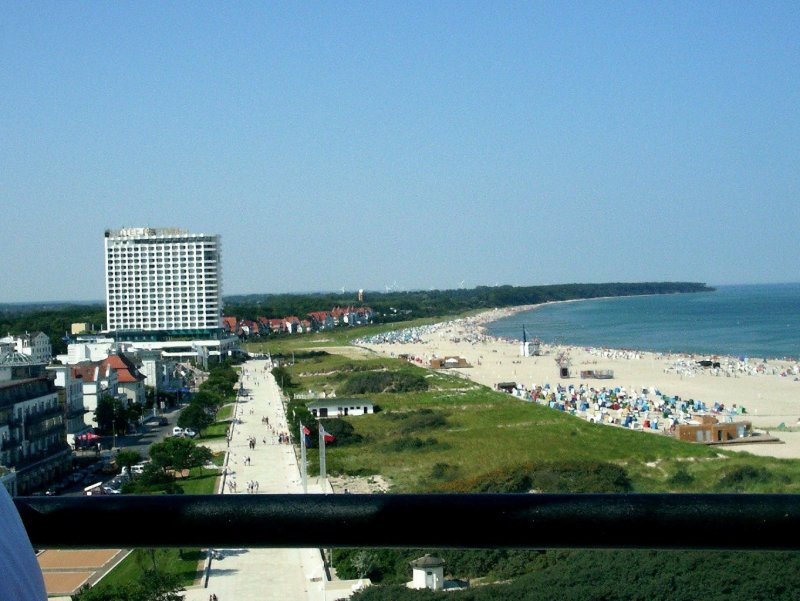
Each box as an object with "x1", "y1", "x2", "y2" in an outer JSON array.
[
  {"x1": 183, "y1": 428, "x2": 197, "y2": 438},
  {"x1": 172, "y1": 426, "x2": 184, "y2": 437}
]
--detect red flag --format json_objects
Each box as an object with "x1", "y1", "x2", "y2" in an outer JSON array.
[
  {"x1": 302, "y1": 426, "x2": 311, "y2": 436},
  {"x1": 320, "y1": 423, "x2": 336, "y2": 443}
]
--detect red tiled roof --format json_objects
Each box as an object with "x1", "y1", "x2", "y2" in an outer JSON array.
[
  {"x1": 102, "y1": 354, "x2": 145, "y2": 383},
  {"x1": 71, "y1": 364, "x2": 99, "y2": 382}
]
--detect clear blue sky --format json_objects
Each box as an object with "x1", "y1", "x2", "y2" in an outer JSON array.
[{"x1": 2, "y1": 2, "x2": 798, "y2": 303}]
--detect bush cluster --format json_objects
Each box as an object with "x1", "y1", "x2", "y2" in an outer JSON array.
[
  {"x1": 382, "y1": 409, "x2": 447, "y2": 433},
  {"x1": 338, "y1": 370, "x2": 429, "y2": 395},
  {"x1": 384, "y1": 436, "x2": 440, "y2": 452},
  {"x1": 436, "y1": 460, "x2": 632, "y2": 494},
  {"x1": 319, "y1": 418, "x2": 363, "y2": 445}
]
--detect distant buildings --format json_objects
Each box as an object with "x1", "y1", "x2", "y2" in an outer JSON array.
[{"x1": 223, "y1": 306, "x2": 374, "y2": 339}]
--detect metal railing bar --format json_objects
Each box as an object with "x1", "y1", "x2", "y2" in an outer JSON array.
[{"x1": 16, "y1": 493, "x2": 800, "y2": 550}]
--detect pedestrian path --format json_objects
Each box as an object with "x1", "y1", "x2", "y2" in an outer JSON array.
[{"x1": 182, "y1": 359, "x2": 327, "y2": 601}]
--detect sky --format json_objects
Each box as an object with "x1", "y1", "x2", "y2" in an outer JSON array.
[{"x1": 2, "y1": 2, "x2": 799, "y2": 303}]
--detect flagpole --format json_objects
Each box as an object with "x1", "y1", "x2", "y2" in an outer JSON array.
[
  {"x1": 300, "y1": 423, "x2": 307, "y2": 493},
  {"x1": 319, "y1": 424, "x2": 327, "y2": 494}
]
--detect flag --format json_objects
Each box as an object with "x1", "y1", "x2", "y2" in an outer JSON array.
[
  {"x1": 320, "y1": 423, "x2": 336, "y2": 444},
  {"x1": 302, "y1": 426, "x2": 311, "y2": 436}
]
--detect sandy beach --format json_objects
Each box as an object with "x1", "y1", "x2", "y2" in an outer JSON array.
[{"x1": 355, "y1": 306, "x2": 800, "y2": 459}]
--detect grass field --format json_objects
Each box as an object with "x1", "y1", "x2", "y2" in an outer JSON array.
[
  {"x1": 268, "y1": 340, "x2": 800, "y2": 494},
  {"x1": 94, "y1": 548, "x2": 205, "y2": 590}
]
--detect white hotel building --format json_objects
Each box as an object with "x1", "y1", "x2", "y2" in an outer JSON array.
[{"x1": 104, "y1": 227, "x2": 223, "y2": 340}]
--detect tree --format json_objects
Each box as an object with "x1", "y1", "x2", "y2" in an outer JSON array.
[
  {"x1": 351, "y1": 550, "x2": 378, "y2": 581},
  {"x1": 272, "y1": 365, "x2": 295, "y2": 393},
  {"x1": 149, "y1": 437, "x2": 213, "y2": 476},
  {"x1": 94, "y1": 396, "x2": 128, "y2": 436},
  {"x1": 116, "y1": 449, "x2": 141, "y2": 474},
  {"x1": 189, "y1": 390, "x2": 224, "y2": 412},
  {"x1": 177, "y1": 403, "x2": 214, "y2": 434}
]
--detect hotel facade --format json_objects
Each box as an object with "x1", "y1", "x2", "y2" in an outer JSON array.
[{"x1": 104, "y1": 227, "x2": 223, "y2": 340}]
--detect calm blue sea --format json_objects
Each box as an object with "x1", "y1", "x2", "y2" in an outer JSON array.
[{"x1": 485, "y1": 284, "x2": 800, "y2": 361}]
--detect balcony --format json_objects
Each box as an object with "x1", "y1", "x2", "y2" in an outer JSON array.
[{"x1": 24, "y1": 406, "x2": 63, "y2": 425}]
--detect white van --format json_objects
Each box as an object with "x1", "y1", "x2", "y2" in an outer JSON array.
[{"x1": 172, "y1": 426, "x2": 184, "y2": 437}]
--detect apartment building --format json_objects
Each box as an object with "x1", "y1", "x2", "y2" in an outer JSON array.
[
  {"x1": 0, "y1": 353, "x2": 70, "y2": 494},
  {"x1": 104, "y1": 227, "x2": 222, "y2": 340},
  {"x1": 0, "y1": 332, "x2": 52, "y2": 365}
]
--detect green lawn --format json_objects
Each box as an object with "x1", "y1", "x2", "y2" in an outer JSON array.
[
  {"x1": 179, "y1": 465, "x2": 222, "y2": 494},
  {"x1": 91, "y1": 548, "x2": 205, "y2": 591},
  {"x1": 288, "y1": 346, "x2": 800, "y2": 494},
  {"x1": 216, "y1": 403, "x2": 234, "y2": 421}
]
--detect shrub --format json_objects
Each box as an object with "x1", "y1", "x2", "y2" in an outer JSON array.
[
  {"x1": 319, "y1": 419, "x2": 363, "y2": 445},
  {"x1": 399, "y1": 411, "x2": 447, "y2": 433},
  {"x1": 338, "y1": 370, "x2": 428, "y2": 395},
  {"x1": 438, "y1": 461, "x2": 632, "y2": 494},
  {"x1": 381, "y1": 409, "x2": 447, "y2": 433},
  {"x1": 384, "y1": 437, "x2": 440, "y2": 452},
  {"x1": 669, "y1": 467, "x2": 695, "y2": 487},
  {"x1": 717, "y1": 465, "x2": 774, "y2": 491},
  {"x1": 430, "y1": 462, "x2": 460, "y2": 481}
]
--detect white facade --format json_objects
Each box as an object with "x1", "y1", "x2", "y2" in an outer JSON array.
[
  {"x1": 47, "y1": 365, "x2": 89, "y2": 445},
  {"x1": 0, "y1": 332, "x2": 51, "y2": 364},
  {"x1": 104, "y1": 227, "x2": 222, "y2": 334},
  {"x1": 64, "y1": 338, "x2": 116, "y2": 364},
  {"x1": 72, "y1": 363, "x2": 119, "y2": 428},
  {"x1": 408, "y1": 555, "x2": 445, "y2": 591},
  {"x1": 306, "y1": 399, "x2": 374, "y2": 419}
]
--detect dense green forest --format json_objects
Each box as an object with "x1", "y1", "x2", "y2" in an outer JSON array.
[
  {"x1": 349, "y1": 549, "x2": 800, "y2": 601},
  {"x1": 0, "y1": 304, "x2": 105, "y2": 355}
]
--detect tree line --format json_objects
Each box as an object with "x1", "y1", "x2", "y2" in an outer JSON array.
[
  {"x1": 225, "y1": 282, "x2": 712, "y2": 323},
  {"x1": 0, "y1": 282, "x2": 711, "y2": 354}
]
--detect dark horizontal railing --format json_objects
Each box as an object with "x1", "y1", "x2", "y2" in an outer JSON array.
[{"x1": 15, "y1": 493, "x2": 800, "y2": 550}]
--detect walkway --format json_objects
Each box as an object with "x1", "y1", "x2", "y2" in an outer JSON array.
[{"x1": 183, "y1": 359, "x2": 327, "y2": 601}]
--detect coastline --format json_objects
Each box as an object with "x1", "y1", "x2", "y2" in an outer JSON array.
[
  {"x1": 355, "y1": 305, "x2": 800, "y2": 459},
  {"x1": 482, "y1": 291, "x2": 799, "y2": 363}
]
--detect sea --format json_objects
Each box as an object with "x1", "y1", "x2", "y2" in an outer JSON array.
[{"x1": 485, "y1": 283, "x2": 800, "y2": 361}]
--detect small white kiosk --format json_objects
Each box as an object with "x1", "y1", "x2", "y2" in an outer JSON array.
[{"x1": 408, "y1": 554, "x2": 445, "y2": 591}]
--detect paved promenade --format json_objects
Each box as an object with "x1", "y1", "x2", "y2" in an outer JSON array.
[{"x1": 183, "y1": 359, "x2": 327, "y2": 601}]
